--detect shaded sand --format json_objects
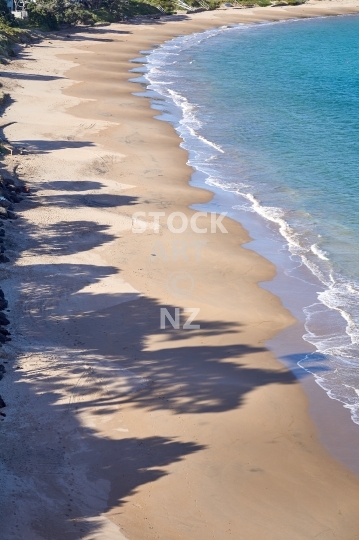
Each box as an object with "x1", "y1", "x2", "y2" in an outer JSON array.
[{"x1": 1, "y1": 4, "x2": 359, "y2": 539}]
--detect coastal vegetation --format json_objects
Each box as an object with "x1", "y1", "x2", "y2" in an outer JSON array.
[
  {"x1": 25, "y1": 0, "x2": 222, "y2": 26},
  {"x1": 0, "y1": 1, "x2": 32, "y2": 57},
  {"x1": 0, "y1": 0, "x2": 307, "y2": 33}
]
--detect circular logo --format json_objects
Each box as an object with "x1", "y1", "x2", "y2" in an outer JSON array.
[{"x1": 166, "y1": 271, "x2": 194, "y2": 299}]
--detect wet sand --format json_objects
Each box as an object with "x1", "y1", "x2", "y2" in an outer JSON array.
[{"x1": 1, "y1": 3, "x2": 359, "y2": 539}]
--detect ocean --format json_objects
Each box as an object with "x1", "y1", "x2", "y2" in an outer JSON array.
[{"x1": 131, "y1": 14, "x2": 359, "y2": 426}]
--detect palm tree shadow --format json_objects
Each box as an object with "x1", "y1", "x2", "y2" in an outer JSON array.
[
  {"x1": 9, "y1": 428, "x2": 203, "y2": 540},
  {"x1": 20, "y1": 220, "x2": 117, "y2": 256},
  {"x1": 6, "y1": 255, "x2": 301, "y2": 537},
  {"x1": 54, "y1": 296, "x2": 298, "y2": 416},
  {"x1": 2, "y1": 171, "x2": 306, "y2": 539}
]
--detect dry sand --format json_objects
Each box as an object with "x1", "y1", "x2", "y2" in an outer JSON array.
[{"x1": 1, "y1": 3, "x2": 359, "y2": 539}]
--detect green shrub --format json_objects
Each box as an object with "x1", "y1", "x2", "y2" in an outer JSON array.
[
  {"x1": 0, "y1": 0, "x2": 17, "y2": 26},
  {"x1": 207, "y1": 0, "x2": 220, "y2": 9},
  {"x1": 143, "y1": 0, "x2": 175, "y2": 14},
  {"x1": 62, "y1": 4, "x2": 97, "y2": 24},
  {"x1": 27, "y1": 1, "x2": 59, "y2": 29},
  {"x1": 27, "y1": 0, "x2": 98, "y2": 28}
]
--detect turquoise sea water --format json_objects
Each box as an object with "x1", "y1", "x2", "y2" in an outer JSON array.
[{"x1": 137, "y1": 15, "x2": 359, "y2": 424}]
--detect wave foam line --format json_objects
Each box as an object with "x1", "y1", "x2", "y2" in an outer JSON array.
[{"x1": 141, "y1": 21, "x2": 359, "y2": 427}]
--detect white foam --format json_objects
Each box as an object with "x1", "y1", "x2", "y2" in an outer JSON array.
[
  {"x1": 140, "y1": 22, "x2": 359, "y2": 427},
  {"x1": 311, "y1": 243, "x2": 329, "y2": 261}
]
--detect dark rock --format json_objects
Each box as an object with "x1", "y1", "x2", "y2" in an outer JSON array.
[
  {"x1": 0, "y1": 299, "x2": 8, "y2": 310},
  {"x1": 0, "y1": 334, "x2": 7, "y2": 343},
  {"x1": 0, "y1": 364, "x2": 5, "y2": 380},
  {"x1": 0, "y1": 229, "x2": 5, "y2": 237},
  {"x1": 0, "y1": 288, "x2": 5, "y2": 299},
  {"x1": 0, "y1": 313, "x2": 10, "y2": 325},
  {"x1": 0, "y1": 254, "x2": 9, "y2": 263},
  {"x1": 0, "y1": 198, "x2": 11, "y2": 209},
  {"x1": 10, "y1": 194, "x2": 22, "y2": 203},
  {"x1": 3, "y1": 178, "x2": 15, "y2": 187},
  {"x1": 0, "y1": 327, "x2": 10, "y2": 336},
  {"x1": 6, "y1": 211, "x2": 16, "y2": 220},
  {"x1": 0, "y1": 396, "x2": 6, "y2": 408}
]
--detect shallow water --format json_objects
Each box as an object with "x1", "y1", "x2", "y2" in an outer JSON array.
[{"x1": 135, "y1": 14, "x2": 359, "y2": 426}]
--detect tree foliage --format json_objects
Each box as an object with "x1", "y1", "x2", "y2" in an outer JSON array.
[
  {"x1": 27, "y1": 0, "x2": 98, "y2": 28},
  {"x1": 0, "y1": 0, "x2": 16, "y2": 25}
]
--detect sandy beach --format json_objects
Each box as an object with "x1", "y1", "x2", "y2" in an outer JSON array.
[{"x1": 1, "y1": 3, "x2": 359, "y2": 539}]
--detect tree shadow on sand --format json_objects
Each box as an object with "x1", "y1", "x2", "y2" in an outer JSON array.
[
  {"x1": 57, "y1": 295, "x2": 297, "y2": 415},
  {"x1": 5, "y1": 267, "x2": 299, "y2": 538},
  {"x1": 14, "y1": 139, "x2": 96, "y2": 154},
  {"x1": 47, "y1": 180, "x2": 105, "y2": 191},
  {"x1": 19, "y1": 220, "x2": 117, "y2": 255},
  {"x1": 1, "y1": 177, "x2": 305, "y2": 539}
]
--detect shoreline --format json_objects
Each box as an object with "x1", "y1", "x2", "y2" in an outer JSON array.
[
  {"x1": 188, "y1": 173, "x2": 359, "y2": 475},
  {"x1": 130, "y1": 9, "x2": 359, "y2": 473},
  {"x1": 1, "y1": 4, "x2": 359, "y2": 539}
]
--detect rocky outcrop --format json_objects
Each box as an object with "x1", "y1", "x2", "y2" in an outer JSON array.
[{"x1": 0, "y1": 173, "x2": 30, "y2": 413}]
